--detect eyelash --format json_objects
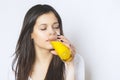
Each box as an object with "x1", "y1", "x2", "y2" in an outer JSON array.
[
  {"x1": 40, "y1": 26, "x2": 59, "y2": 31},
  {"x1": 40, "y1": 28, "x2": 46, "y2": 30},
  {"x1": 53, "y1": 26, "x2": 59, "y2": 29}
]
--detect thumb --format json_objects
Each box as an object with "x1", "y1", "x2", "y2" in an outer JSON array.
[{"x1": 50, "y1": 50, "x2": 58, "y2": 55}]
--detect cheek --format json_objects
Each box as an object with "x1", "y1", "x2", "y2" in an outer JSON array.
[
  {"x1": 39, "y1": 33, "x2": 48, "y2": 41},
  {"x1": 32, "y1": 31, "x2": 48, "y2": 44}
]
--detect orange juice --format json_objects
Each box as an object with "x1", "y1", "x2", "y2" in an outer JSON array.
[{"x1": 50, "y1": 41, "x2": 72, "y2": 61}]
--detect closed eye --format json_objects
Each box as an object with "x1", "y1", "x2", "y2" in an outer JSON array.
[
  {"x1": 53, "y1": 23, "x2": 59, "y2": 29},
  {"x1": 39, "y1": 24, "x2": 47, "y2": 30}
]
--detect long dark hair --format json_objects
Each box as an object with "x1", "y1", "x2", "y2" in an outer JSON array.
[{"x1": 12, "y1": 4, "x2": 65, "y2": 80}]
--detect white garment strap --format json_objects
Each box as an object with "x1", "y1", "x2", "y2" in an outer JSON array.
[{"x1": 28, "y1": 76, "x2": 32, "y2": 80}]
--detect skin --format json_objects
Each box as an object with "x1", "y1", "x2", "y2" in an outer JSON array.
[{"x1": 31, "y1": 12, "x2": 75, "y2": 80}]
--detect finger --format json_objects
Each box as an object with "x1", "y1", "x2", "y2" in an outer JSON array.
[
  {"x1": 57, "y1": 35, "x2": 76, "y2": 55},
  {"x1": 57, "y1": 35, "x2": 70, "y2": 42},
  {"x1": 61, "y1": 41, "x2": 76, "y2": 55},
  {"x1": 50, "y1": 50, "x2": 58, "y2": 55},
  {"x1": 57, "y1": 36, "x2": 71, "y2": 45}
]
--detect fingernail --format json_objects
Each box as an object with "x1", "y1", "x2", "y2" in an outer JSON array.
[
  {"x1": 60, "y1": 40, "x2": 63, "y2": 42},
  {"x1": 57, "y1": 37, "x2": 60, "y2": 39}
]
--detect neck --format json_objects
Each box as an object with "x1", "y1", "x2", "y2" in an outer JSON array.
[
  {"x1": 34, "y1": 45, "x2": 53, "y2": 65},
  {"x1": 30, "y1": 45, "x2": 53, "y2": 79}
]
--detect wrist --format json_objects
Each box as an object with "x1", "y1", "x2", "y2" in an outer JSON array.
[{"x1": 64, "y1": 60, "x2": 75, "y2": 80}]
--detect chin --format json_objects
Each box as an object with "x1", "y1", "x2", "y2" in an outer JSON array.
[
  {"x1": 47, "y1": 45, "x2": 53, "y2": 50},
  {"x1": 45, "y1": 42, "x2": 53, "y2": 50}
]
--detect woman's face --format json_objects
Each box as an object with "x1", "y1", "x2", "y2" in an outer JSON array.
[{"x1": 31, "y1": 12, "x2": 60, "y2": 51}]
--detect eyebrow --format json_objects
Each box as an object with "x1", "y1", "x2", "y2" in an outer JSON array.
[
  {"x1": 39, "y1": 24, "x2": 47, "y2": 26},
  {"x1": 53, "y1": 22, "x2": 59, "y2": 24},
  {"x1": 39, "y1": 22, "x2": 59, "y2": 26}
]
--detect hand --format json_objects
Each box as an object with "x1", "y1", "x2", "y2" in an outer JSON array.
[
  {"x1": 50, "y1": 35, "x2": 76, "y2": 58},
  {"x1": 50, "y1": 35, "x2": 75, "y2": 80},
  {"x1": 57, "y1": 35, "x2": 75, "y2": 80}
]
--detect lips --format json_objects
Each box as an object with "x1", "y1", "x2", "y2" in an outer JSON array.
[{"x1": 48, "y1": 39, "x2": 56, "y2": 41}]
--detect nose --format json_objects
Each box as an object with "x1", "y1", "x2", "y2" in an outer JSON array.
[{"x1": 49, "y1": 27, "x2": 56, "y2": 35}]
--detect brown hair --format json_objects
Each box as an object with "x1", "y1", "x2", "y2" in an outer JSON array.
[{"x1": 12, "y1": 4, "x2": 65, "y2": 80}]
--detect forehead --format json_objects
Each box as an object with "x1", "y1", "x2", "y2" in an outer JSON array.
[{"x1": 35, "y1": 12, "x2": 58, "y2": 25}]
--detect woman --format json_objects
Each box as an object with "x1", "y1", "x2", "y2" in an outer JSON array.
[{"x1": 12, "y1": 4, "x2": 85, "y2": 80}]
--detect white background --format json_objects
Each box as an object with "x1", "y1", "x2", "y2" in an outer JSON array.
[{"x1": 0, "y1": 0, "x2": 120, "y2": 80}]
